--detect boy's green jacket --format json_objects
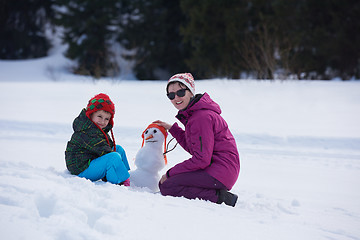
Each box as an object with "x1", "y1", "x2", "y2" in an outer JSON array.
[{"x1": 65, "y1": 109, "x2": 114, "y2": 175}]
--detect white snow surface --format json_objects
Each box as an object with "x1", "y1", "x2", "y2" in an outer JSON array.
[{"x1": 1, "y1": 47, "x2": 360, "y2": 240}]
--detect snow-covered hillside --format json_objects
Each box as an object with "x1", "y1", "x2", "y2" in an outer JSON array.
[{"x1": 0, "y1": 50, "x2": 360, "y2": 240}]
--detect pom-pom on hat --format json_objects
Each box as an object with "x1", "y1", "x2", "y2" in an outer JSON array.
[
  {"x1": 167, "y1": 73, "x2": 195, "y2": 96},
  {"x1": 85, "y1": 93, "x2": 115, "y2": 126},
  {"x1": 141, "y1": 123, "x2": 168, "y2": 164}
]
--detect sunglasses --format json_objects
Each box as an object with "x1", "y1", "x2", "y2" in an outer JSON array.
[{"x1": 167, "y1": 89, "x2": 187, "y2": 100}]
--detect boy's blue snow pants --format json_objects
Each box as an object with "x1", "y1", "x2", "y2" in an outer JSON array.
[{"x1": 78, "y1": 145, "x2": 130, "y2": 184}]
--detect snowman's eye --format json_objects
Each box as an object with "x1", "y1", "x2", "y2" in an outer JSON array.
[
  {"x1": 145, "y1": 130, "x2": 148, "y2": 134},
  {"x1": 154, "y1": 130, "x2": 157, "y2": 133}
]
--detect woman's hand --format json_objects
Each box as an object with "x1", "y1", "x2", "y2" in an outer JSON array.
[
  {"x1": 159, "y1": 174, "x2": 168, "y2": 184},
  {"x1": 153, "y1": 120, "x2": 173, "y2": 130}
]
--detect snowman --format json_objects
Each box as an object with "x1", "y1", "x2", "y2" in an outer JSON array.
[{"x1": 130, "y1": 123, "x2": 168, "y2": 192}]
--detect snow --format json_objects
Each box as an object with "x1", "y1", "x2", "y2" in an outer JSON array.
[{"x1": 1, "y1": 46, "x2": 360, "y2": 240}]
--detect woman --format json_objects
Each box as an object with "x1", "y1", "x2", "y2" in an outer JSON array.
[{"x1": 154, "y1": 73, "x2": 240, "y2": 207}]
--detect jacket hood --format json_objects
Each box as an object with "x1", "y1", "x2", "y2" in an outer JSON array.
[{"x1": 176, "y1": 92, "x2": 221, "y2": 121}]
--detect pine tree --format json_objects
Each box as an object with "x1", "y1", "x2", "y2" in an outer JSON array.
[
  {"x1": 180, "y1": 0, "x2": 249, "y2": 79},
  {"x1": 272, "y1": 0, "x2": 360, "y2": 80},
  {"x1": 118, "y1": 0, "x2": 189, "y2": 80},
  {"x1": 54, "y1": 0, "x2": 120, "y2": 78},
  {"x1": 0, "y1": 0, "x2": 54, "y2": 59},
  {"x1": 180, "y1": 0, "x2": 360, "y2": 80}
]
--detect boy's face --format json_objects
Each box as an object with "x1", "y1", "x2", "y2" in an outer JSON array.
[{"x1": 90, "y1": 110, "x2": 112, "y2": 129}]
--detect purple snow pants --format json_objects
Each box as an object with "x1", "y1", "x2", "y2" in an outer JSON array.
[{"x1": 158, "y1": 170, "x2": 226, "y2": 203}]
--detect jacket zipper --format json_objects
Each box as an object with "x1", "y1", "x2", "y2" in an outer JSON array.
[{"x1": 199, "y1": 136, "x2": 202, "y2": 152}]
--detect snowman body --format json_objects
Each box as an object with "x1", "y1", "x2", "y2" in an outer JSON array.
[{"x1": 130, "y1": 126, "x2": 166, "y2": 192}]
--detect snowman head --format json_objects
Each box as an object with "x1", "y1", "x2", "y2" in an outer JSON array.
[{"x1": 141, "y1": 123, "x2": 168, "y2": 164}]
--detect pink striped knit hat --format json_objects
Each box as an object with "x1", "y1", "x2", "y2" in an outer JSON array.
[{"x1": 167, "y1": 73, "x2": 195, "y2": 96}]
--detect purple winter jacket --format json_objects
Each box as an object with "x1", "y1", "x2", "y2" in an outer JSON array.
[{"x1": 168, "y1": 92, "x2": 240, "y2": 190}]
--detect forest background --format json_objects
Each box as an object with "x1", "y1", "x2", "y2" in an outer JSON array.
[{"x1": 1, "y1": 0, "x2": 359, "y2": 80}]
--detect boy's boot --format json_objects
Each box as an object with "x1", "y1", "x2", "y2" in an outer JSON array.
[{"x1": 118, "y1": 178, "x2": 130, "y2": 186}]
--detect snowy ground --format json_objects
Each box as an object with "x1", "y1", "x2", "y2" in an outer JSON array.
[{"x1": 1, "y1": 50, "x2": 360, "y2": 240}]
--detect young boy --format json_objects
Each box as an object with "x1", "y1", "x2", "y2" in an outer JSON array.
[{"x1": 65, "y1": 93, "x2": 130, "y2": 185}]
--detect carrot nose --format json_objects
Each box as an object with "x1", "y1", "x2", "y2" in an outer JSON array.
[{"x1": 145, "y1": 134, "x2": 154, "y2": 140}]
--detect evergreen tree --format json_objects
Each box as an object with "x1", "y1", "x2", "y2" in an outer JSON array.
[
  {"x1": 118, "y1": 0, "x2": 189, "y2": 80},
  {"x1": 331, "y1": 0, "x2": 360, "y2": 79},
  {"x1": 0, "y1": 0, "x2": 54, "y2": 59},
  {"x1": 273, "y1": 0, "x2": 360, "y2": 79},
  {"x1": 238, "y1": 0, "x2": 279, "y2": 79},
  {"x1": 180, "y1": 0, "x2": 360, "y2": 80},
  {"x1": 54, "y1": 0, "x2": 120, "y2": 78},
  {"x1": 180, "y1": 0, "x2": 248, "y2": 79}
]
